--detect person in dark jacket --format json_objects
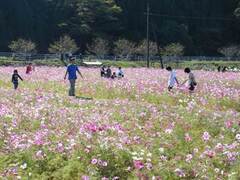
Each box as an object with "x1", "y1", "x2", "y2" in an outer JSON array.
[
  {"x1": 100, "y1": 65, "x2": 106, "y2": 77},
  {"x1": 111, "y1": 72, "x2": 117, "y2": 79},
  {"x1": 106, "y1": 66, "x2": 112, "y2": 78},
  {"x1": 12, "y1": 69, "x2": 23, "y2": 90}
]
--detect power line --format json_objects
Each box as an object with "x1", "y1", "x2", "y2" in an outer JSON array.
[
  {"x1": 146, "y1": 3, "x2": 150, "y2": 68},
  {"x1": 144, "y1": 12, "x2": 236, "y2": 21}
]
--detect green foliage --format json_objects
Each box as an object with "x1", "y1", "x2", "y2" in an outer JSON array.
[
  {"x1": 136, "y1": 39, "x2": 158, "y2": 56},
  {"x1": 114, "y1": 39, "x2": 137, "y2": 57},
  {"x1": 8, "y1": 39, "x2": 36, "y2": 53},
  {"x1": 218, "y1": 45, "x2": 240, "y2": 57},
  {"x1": 48, "y1": 35, "x2": 79, "y2": 54},
  {"x1": 0, "y1": 0, "x2": 239, "y2": 55},
  {"x1": 71, "y1": 0, "x2": 122, "y2": 39},
  {"x1": 87, "y1": 38, "x2": 110, "y2": 56},
  {"x1": 2, "y1": 58, "x2": 240, "y2": 70},
  {"x1": 161, "y1": 43, "x2": 185, "y2": 56}
]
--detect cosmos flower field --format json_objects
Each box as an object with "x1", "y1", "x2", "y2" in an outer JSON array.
[{"x1": 0, "y1": 67, "x2": 239, "y2": 179}]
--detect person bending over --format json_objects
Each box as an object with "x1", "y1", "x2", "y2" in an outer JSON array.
[
  {"x1": 182, "y1": 67, "x2": 197, "y2": 92},
  {"x1": 166, "y1": 66, "x2": 179, "y2": 91}
]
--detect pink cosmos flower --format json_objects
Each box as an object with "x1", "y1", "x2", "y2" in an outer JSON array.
[
  {"x1": 133, "y1": 160, "x2": 144, "y2": 170},
  {"x1": 101, "y1": 177, "x2": 109, "y2": 180},
  {"x1": 160, "y1": 155, "x2": 167, "y2": 161},
  {"x1": 186, "y1": 154, "x2": 193, "y2": 163},
  {"x1": 112, "y1": 177, "x2": 120, "y2": 180},
  {"x1": 33, "y1": 134, "x2": 44, "y2": 146},
  {"x1": 236, "y1": 134, "x2": 240, "y2": 141},
  {"x1": 84, "y1": 122, "x2": 98, "y2": 133},
  {"x1": 202, "y1": 132, "x2": 211, "y2": 142},
  {"x1": 226, "y1": 152, "x2": 237, "y2": 162},
  {"x1": 146, "y1": 163, "x2": 153, "y2": 170},
  {"x1": 91, "y1": 158, "x2": 98, "y2": 165},
  {"x1": 193, "y1": 148, "x2": 199, "y2": 154},
  {"x1": 56, "y1": 143, "x2": 64, "y2": 153},
  {"x1": 98, "y1": 159, "x2": 103, "y2": 166},
  {"x1": 175, "y1": 168, "x2": 185, "y2": 177},
  {"x1": 184, "y1": 133, "x2": 192, "y2": 142},
  {"x1": 126, "y1": 166, "x2": 131, "y2": 171},
  {"x1": 165, "y1": 128, "x2": 173, "y2": 134},
  {"x1": 215, "y1": 143, "x2": 224, "y2": 152},
  {"x1": 204, "y1": 150, "x2": 216, "y2": 158},
  {"x1": 36, "y1": 150, "x2": 44, "y2": 159},
  {"x1": 102, "y1": 161, "x2": 108, "y2": 167},
  {"x1": 82, "y1": 176, "x2": 90, "y2": 180},
  {"x1": 225, "y1": 120, "x2": 233, "y2": 129},
  {"x1": 84, "y1": 148, "x2": 90, "y2": 153}
]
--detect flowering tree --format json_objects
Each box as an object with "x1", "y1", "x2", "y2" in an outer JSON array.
[
  {"x1": 114, "y1": 39, "x2": 137, "y2": 57},
  {"x1": 161, "y1": 43, "x2": 184, "y2": 56},
  {"x1": 135, "y1": 39, "x2": 158, "y2": 56},
  {"x1": 87, "y1": 38, "x2": 109, "y2": 57},
  {"x1": 218, "y1": 45, "x2": 240, "y2": 57},
  {"x1": 9, "y1": 39, "x2": 36, "y2": 54},
  {"x1": 48, "y1": 35, "x2": 78, "y2": 54}
]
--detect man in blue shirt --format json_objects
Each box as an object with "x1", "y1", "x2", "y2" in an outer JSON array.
[{"x1": 64, "y1": 58, "x2": 83, "y2": 96}]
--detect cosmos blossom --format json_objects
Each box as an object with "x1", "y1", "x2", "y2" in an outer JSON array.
[
  {"x1": 202, "y1": 132, "x2": 211, "y2": 142},
  {"x1": 0, "y1": 67, "x2": 239, "y2": 179}
]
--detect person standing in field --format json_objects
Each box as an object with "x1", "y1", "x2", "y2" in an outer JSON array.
[
  {"x1": 26, "y1": 63, "x2": 33, "y2": 74},
  {"x1": 182, "y1": 67, "x2": 197, "y2": 92},
  {"x1": 12, "y1": 69, "x2": 23, "y2": 90},
  {"x1": 106, "y1": 66, "x2": 112, "y2": 78},
  {"x1": 64, "y1": 58, "x2": 83, "y2": 96},
  {"x1": 166, "y1": 66, "x2": 179, "y2": 91}
]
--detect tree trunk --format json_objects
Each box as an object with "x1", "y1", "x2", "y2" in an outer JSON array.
[{"x1": 60, "y1": 53, "x2": 67, "y2": 67}]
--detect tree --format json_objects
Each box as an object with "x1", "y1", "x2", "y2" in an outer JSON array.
[
  {"x1": 234, "y1": 1, "x2": 240, "y2": 17},
  {"x1": 48, "y1": 35, "x2": 78, "y2": 54},
  {"x1": 114, "y1": 39, "x2": 136, "y2": 57},
  {"x1": 218, "y1": 45, "x2": 240, "y2": 57},
  {"x1": 0, "y1": 0, "x2": 239, "y2": 55},
  {"x1": 76, "y1": 0, "x2": 121, "y2": 33},
  {"x1": 66, "y1": 0, "x2": 122, "y2": 47},
  {"x1": 9, "y1": 39, "x2": 36, "y2": 53},
  {"x1": 161, "y1": 43, "x2": 185, "y2": 56},
  {"x1": 87, "y1": 38, "x2": 109, "y2": 56},
  {"x1": 135, "y1": 39, "x2": 158, "y2": 56}
]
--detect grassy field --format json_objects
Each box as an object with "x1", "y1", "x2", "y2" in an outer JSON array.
[
  {"x1": 1, "y1": 57, "x2": 240, "y2": 70},
  {"x1": 0, "y1": 67, "x2": 239, "y2": 179}
]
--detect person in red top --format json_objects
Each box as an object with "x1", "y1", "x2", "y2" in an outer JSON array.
[{"x1": 26, "y1": 63, "x2": 32, "y2": 74}]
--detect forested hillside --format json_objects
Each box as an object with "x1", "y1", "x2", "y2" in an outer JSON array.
[{"x1": 0, "y1": 0, "x2": 239, "y2": 55}]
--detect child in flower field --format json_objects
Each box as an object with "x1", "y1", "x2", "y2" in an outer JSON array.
[
  {"x1": 64, "y1": 58, "x2": 83, "y2": 96},
  {"x1": 26, "y1": 63, "x2": 33, "y2": 74},
  {"x1": 12, "y1": 69, "x2": 23, "y2": 90},
  {"x1": 182, "y1": 67, "x2": 197, "y2": 92},
  {"x1": 111, "y1": 72, "x2": 117, "y2": 79},
  {"x1": 166, "y1": 66, "x2": 179, "y2": 91},
  {"x1": 117, "y1": 67, "x2": 124, "y2": 78}
]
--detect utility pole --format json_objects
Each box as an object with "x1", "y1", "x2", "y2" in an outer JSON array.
[{"x1": 146, "y1": 2, "x2": 150, "y2": 68}]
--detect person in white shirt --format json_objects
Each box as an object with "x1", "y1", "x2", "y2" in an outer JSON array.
[
  {"x1": 117, "y1": 67, "x2": 124, "y2": 78},
  {"x1": 166, "y1": 66, "x2": 179, "y2": 91}
]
